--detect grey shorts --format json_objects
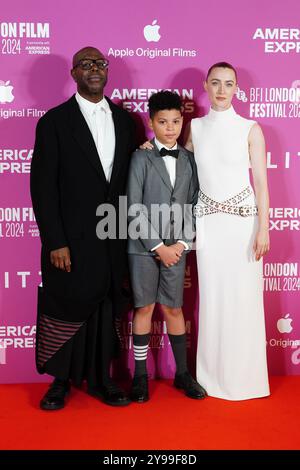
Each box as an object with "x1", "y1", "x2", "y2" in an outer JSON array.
[{"x1": 128, "y1": 254, "x2": 186, "y2": 308}]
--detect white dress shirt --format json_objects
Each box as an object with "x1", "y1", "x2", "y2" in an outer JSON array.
[
  {"x1": 151, "y1": 139, "x2": 188, "y2": 252},
  {"x1": 75, "y1": 92, "x2": 116, "y2": 182},
  {"x1": 155, "y1": 138, "x2": 177, "y2": 188}
]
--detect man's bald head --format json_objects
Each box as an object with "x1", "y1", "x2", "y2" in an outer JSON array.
[{"x1": 72, "y1": 47, "x2": 105, "y2": 67}]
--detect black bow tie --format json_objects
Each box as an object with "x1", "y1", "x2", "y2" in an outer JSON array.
[{"x1": 159, "y1": 147, "x2": 179, "y2": 159}]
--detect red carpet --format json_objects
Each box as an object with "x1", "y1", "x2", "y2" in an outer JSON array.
[{"x1": 0, "y1": 376, "x2": 299, "y2": 450}]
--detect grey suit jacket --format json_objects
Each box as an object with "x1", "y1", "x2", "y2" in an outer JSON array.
[{"x1": 127, "y1": 140, "x2": 199, "y2": 255}]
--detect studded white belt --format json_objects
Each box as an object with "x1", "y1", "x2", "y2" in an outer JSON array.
[{"x1": 194, "y1": 186, "x2": 258, "y2": 218}]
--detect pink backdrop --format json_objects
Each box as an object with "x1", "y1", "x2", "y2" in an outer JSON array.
[{"x1": 0, "y1": 0, "x2": 300, "y2": 383}]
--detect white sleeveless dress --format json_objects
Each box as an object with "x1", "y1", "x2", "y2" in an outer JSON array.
[{"x1": 192, "y1": 106, "x2": 270, "y2": 400}]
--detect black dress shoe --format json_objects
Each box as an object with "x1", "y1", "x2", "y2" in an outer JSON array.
[
  {"x1": 173, "y1": 371, "x2": 207, "y2": 399},
  {"x1": 40, "y1": 378, "x2": 70, "y2": 410},
  {"x1": 130, "y1": 375, "x2": 149, "y2": 403},
  {"x1": 87, "y1": 380, "x2": 131, "y2": 407}
]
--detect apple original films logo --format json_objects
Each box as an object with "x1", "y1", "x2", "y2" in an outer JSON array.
[
  {"x1": 143, "y1": 19, "x2": 161, "y2": 42},
  {"x1": 0, "y1": 80, "x2": 14, "y2": 104},
  {"x1": 108, "y1": 20, "x2": 196, "y2": 59},
  {"x1": 0, "y1": 78, "x2": 46, "y2": 120},
  {"x1": 277, "y1": 314, "x2": 293, "y2": 334}
]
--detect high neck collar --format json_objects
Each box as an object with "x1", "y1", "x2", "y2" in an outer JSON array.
[{"x1": 207, "y1": 105, "x2": 237, "y2": 121}]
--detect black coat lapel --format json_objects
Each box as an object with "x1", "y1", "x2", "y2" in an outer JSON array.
[
  {"x1": 68, "y1": 96, "x2": 107, "y2": 183},
  {"x1": 107, "y1": 97, "x2": 125, "y2": 197}
]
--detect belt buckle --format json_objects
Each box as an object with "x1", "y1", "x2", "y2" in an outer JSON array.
[
  {"x1": 194, "y1": 205, "x2": 204, "y2": 217},
  {"x1": 239, "y1": 206, "x2": 246, "y2": 217}
]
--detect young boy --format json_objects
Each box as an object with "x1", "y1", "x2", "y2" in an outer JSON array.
[{"x1": 127, "y1": 91, "x2": 206, "y2": 402}]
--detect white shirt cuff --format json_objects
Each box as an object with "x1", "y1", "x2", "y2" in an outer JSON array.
[{"x1": 151, "y1": 242, "x2": 164, "y2": 252}]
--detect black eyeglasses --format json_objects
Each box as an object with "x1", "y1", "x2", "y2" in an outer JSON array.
[{"x1": 74, "y1": 59, "x2": 109, "y2": 70}]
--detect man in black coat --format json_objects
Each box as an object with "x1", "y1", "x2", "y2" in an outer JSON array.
[{"x1": 30, "y1": 46, "x2": 136, "y2": 410}]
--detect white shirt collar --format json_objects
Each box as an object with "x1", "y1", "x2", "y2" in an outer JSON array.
[
  {"x1": 207, "y1": 105, "x2": 236, "y2": 121},
  {"x1": 154, "y1": 138, "x2": 178, "y2": 151},
  {"x1": 75, "y1": 92, "x2": 112, "y2": 115}
]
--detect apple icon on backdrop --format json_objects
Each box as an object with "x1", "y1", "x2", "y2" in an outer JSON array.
[
  {"x1": 0, "y1": 80, "x2": 15, "y2": 104},
  {"x1": 277, "y1": 314, "x2": 293, "y2": 334},
  {"x1": 143, "y1": 20, "x2": 161, "y2": 42}
]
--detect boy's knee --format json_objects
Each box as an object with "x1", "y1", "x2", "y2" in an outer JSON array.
[
  {"x1": 162, "y1": 306, "x2": 182, "y2": 317},
  {"x1": 135, "y1": 304, "x2": 155, "y2": 316}
]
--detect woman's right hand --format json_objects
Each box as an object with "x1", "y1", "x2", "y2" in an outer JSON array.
[{"x1": 139, "y1": 140, "x2": 154, "y2": 150}]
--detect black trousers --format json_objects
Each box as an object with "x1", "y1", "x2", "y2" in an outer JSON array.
[{"x1": 42, "y1": 295, "x2": 117, "y2": 388}]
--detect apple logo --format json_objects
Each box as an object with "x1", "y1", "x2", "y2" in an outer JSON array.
[
  {"x1": 277, "y1": 314, "x2": 293, "y2": 334},
  {"x1": 0, "y1": 80, "x2": 15, "y2": 104},
  {"x1": 143, "y1": 20, "x2": 161, "y2": 42}
]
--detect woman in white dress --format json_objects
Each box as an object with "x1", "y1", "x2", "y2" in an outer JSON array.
[{"x1": 185, "y1": 62, "x2": 270, "y2": 400}]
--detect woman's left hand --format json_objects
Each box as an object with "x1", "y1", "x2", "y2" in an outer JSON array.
[{"x1": 253, "y1": 228, "x2": 270, "y2": 261}]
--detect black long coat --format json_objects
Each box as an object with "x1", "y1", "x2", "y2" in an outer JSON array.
[{"x1": 30, "y1": 95, "x2": 136, "y2": 323}]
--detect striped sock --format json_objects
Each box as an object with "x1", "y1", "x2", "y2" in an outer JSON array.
[{"x1": 133, "y1": 333, "x2": 150, "y2": 377}]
